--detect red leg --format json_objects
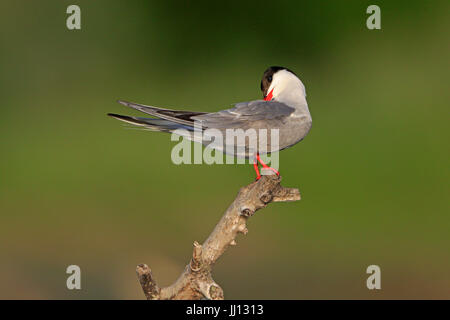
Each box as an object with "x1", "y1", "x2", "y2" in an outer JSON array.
[
  {"x1": 256, "y1": 153, "x2": 280, "y2": 176},
  {"x1": 253, "y1": 158, "x2": 261, "y2": 180}
]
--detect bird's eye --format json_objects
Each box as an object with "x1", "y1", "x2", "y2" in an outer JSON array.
[{"x1": 268, "y1": 76, "x2": 272, "y2": 82}]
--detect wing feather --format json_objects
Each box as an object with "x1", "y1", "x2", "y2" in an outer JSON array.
[{"x1": 191, "y1": 100, "x2": 295, "y2": 128}]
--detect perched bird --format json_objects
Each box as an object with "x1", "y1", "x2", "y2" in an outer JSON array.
[{"x1": 108, "y1": 66, "x2": 312, "y2": 179}]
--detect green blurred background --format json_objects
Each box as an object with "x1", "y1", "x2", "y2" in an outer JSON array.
[{"x1": 0, "y1": 0, "x2": 448, "y2": 299}]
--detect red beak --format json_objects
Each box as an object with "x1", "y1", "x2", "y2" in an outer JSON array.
[{"x1": 264, "y1": 89, "x2": 274, "y2": 101}]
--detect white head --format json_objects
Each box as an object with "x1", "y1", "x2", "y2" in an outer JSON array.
[{"x1": 260, "y1": 66, "x2": 307, "y2": 105}]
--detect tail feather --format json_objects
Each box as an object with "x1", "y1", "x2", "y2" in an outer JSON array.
[
  {"x1": 116, "y1": 100, "x2": 207, "y2": 126},
  {"x1": 107, "y1": 113, "x2": 193, "y2": 133}
]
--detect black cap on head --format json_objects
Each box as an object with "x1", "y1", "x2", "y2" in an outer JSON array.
[{"x1": 260, "y1": 66, "x2": 296, "y2": 97}]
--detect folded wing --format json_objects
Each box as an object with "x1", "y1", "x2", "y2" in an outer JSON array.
[{"x1": 109, "y1": 99, "x2": 295, "y2": 132}]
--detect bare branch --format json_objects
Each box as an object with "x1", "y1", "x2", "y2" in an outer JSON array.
[
  {"x1": 136, "y1": 264, "x2": 160, "y2": 300},
  {"x1": 136, "y1": 175, "x2": 300, "y2": 300}
]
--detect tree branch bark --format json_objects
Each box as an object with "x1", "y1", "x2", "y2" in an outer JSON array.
[{"x1": 136, "y1": 175, "x2": 300, "y2": 300}]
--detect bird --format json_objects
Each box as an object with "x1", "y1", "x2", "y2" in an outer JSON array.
[{"x1": 108, "y1": 66, "x2": 312, "y2": 180}]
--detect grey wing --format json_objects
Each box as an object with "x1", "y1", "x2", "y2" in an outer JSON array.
[
  {"x1": 191, "y1": 100, "x2": 295, "y2": 129},
  {"x1": 192, "y1": 100, "x2": 295, "y2": 157}
]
